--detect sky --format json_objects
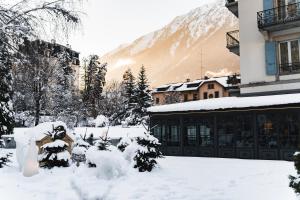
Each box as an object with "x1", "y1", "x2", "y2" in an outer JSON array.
[{"x1": 67, "y1": 0, "x2": 211, "y2": 58}]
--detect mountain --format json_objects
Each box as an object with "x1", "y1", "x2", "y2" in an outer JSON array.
[{"x1": 101, "y1": 0, "x2": 239, "y2": 87}]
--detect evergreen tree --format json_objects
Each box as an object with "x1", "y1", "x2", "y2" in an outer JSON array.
[
  {"x1": 72, "y1": 135, "x2": 90, "y2": 165},
  {"x1": 0, "y1": 38, "x2": 14, "y2": 136},
  {"x1": 123, "y1": 68, "x2": 136, "y2": 105},
  {"x1": 136, "y1": 66, "x2": 152, "y2": 122},
  {"x1": 133, "y1": 132, "x2": 163, "y2": 172},
  {"x1": 38, "y1": 125, "x2": 71, "y2": 168},
  {"x1": 83, "y1": 55, "x2": 107, "y2": 118},
  {"x1": 289, "y1": 152, "x2": 300, "y2": 194},
  {"x1": 117, "y1": 136, "x2": 132, "y2": 152}
]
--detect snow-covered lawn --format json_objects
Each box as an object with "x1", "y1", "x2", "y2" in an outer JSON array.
[{"x1": 0, "y1": 149, "x2": 297, "y2": 200}]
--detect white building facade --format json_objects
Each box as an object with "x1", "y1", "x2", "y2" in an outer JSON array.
[{"x1": 226, "y1": 0, "x2": 300, "y2": 96}]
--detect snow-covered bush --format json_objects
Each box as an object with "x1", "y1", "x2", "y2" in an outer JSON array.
[
  {"x1": 289, "y1": 152, "x2": 300, "y2": 194},
  {"x1": 131, "y1": 132, "x2": 163, "y2": 172},
  {"x1": 38, "y1": 125, "x2": 71, "y2": 168},
  {"x1": 117, "y1": 135, "x2": 133, "y2": 152},
  {"x1": 72, "y1": 136, "x2": 90, "y2": 165},
  {"x1": 86, "y1": 148, "x2": 128, "y2": 180},
  {"x1": 86, "y1": 136, "x2": 111, "y2": 167},
  {"x1": 93, "y1": 115, "x2": 109, "y2": 127}
]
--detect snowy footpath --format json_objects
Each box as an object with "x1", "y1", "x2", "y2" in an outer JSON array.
[{"x1": 0, "y1": 150, "x2": 297, "y2": 200}]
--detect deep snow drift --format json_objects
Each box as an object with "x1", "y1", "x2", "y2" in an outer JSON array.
[{"x1": 0, "y1": 149, "x2": 297, "y2": 200}]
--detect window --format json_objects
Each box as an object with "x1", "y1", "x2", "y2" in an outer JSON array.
[
  {"x1": 278, "y1": 113, "x2": 300, "y2": 148},
  {"x1": 203, "y1": 92, "x2": 208, "y2": 99},
  {"x1": 193, "y1": 93, "x2": 198, "y2": 100},
  {"x1": 208, "y1": 83, "x2": 215, "y2": 89},
  {"x1": 155, "y1": 98, "x2": 160, "y2": 104},
  {"x1": 257, "y1": 114, "x2": 278, "y2": 149},
  {"x1": 185, "y1": 126, "x2": 197, "y2": 146},
  {"x1": 215, "y1": 91, "x2": 219, "y2": 98},
  {"x1": 199, "y1": 119, "x2": 214, "y2": 147},
  {"x1": 153, "y1": 125, "x2": 162, "y2": 142},
  {"x1": 217, "y1": 117, "x2": 235, "y2": 147},
  {"x1": 184, "y1": 94, "x2": 188, "y2": 102},
  {"x1": 168, "y1": 125, "x2": 180, "y2": 146},
  {"x1": 235, "y1": 115, "x2": 254, "y2": 148},
  {"x1": 279, "y1": 40, "x2": 300, "y2": 74}
]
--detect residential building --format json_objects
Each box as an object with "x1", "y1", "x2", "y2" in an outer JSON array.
[
  {"x1": 226, "y1": 0, "x2": 300, "y2": 96},
  {"x1": 152, "y1": 76, "x2": 240, "y2": 105},
  {"x1": 148, "y1": 0, "x2": 300, "y2": 161}
]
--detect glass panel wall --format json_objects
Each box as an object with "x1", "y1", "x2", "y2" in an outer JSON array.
[
  {"x1": 199, "y1": 119, "x2": 214, "y2": 147},
  {"x1": 153, "y1": 125, "x2": 162, "y2": 141},
  {"x1": 185, "y1": 125, "x2": 197, "y2": 146},
  {"x1": 217, "y1": 118, "x2": 235, "y2": 147},
  {"x1": 168, "y1": 125, "x2": 180, "y2": 146},
  {"x1": 278, "y1": 113, "x2": 300, "y2": 148},
  {"x1": 257, "y1": 114, "x2": 278, "y2": 148},
  {"x1": 236, "y1": 115, "x2": 254, "y2": 148}
]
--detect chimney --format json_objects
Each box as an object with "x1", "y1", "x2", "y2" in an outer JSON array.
[
  {"x1": 204, "y1": 76, "x2": 209, "y2": 80},
  {"x1": 186, "y1": 78, "x2": 191, "y2": 82}
]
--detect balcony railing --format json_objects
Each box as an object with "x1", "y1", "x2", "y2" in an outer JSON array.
[
  {"x1": 225, "y1": 0, "x2": 239, "y2": 17},
  {"x1": 226, "y1": 30, "x2": 240, "y2": 56},
  {"x1": 257, "y1": 2, "x2": 300, "y2": 31},
  {"x1": 280, "y1": 62, "x2": 300, "y2": 75}
]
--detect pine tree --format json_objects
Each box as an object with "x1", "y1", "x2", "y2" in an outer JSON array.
[
  {"x1": 72, "y1": 135, "x2": 90, "y2": 165},
  {"x1": 133, "y1": 132, "x2": 163, "y2": 172},
  {"x1": 38, "y1": 125, "x2": 71, "y2": 168},
  {"x1": 136, "y1": 66, "x2": 152, "y2": 122},
  {"x1": 83, "y1": 55, "x2": 107, "y2": 118},
  {"x1": 117, "y1": 136, "x2": 132, "y2": 152},
  {"x1": 289, "y1": 152, "x2": 300, "y2": 194},
  {"x1": 123, "y1": 68, "x2": 136, "y2": 105}
]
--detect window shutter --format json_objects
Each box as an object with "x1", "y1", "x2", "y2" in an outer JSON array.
[
  {"x1": 263, "y1": 0, "x2": 274, "y2": 10},
  {"x1": 265, "y1": 41, "x2": 277, "y2": 75}
]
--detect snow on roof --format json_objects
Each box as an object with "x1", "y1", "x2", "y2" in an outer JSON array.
[
  {"x1": 147, "y1": 93, "x2": 300, "y2": 113},
  {"x1": 74, "y1": 126, "x2": 146, "y2": 140},
  {"x1": 152, "y1": 76, "x2": 237, "y2": 93}
]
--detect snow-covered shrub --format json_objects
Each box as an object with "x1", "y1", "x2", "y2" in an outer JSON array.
[
  {"x1": 131, "y1": 132, "x2": 163, "y2": 172},
  {"x1": 117, "y1": 135, "x2": 133, "y2": 152},
  {"x1": 38, "y1": 125, "x2": 71, "y2": 168},
  {"x1": 86, "y1": 148, "x2": 128, "y2": 180},
  {"x1": 72, "y1": 136, "x2": 90, "y2": 165},
  {"x1": 289, "y1": 152, "x2": 300, "y2": 193},
  {"x1": 93, "y1": 115, "x2": 109, "y2": 127},
  {"x1": 86, "y1": 137, "x2": 111, "y2": 167}
]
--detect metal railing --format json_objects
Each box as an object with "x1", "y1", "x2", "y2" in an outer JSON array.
[
  {"x1": 226, "y1": 30, "x2": 239, "y2": 48},
  {"x1": 258, "y1": 2, "x2": 300, "y2": 29},
  {"x1": 280, "y1": 62, "x2": 300, "y2": 75}
]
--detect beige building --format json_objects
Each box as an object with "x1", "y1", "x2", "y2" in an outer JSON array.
[{"x1": 152, "y1": 76, "x2": 240, "y2": 105}]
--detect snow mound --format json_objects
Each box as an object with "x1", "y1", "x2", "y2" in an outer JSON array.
[
  {"x1": 86, "y1": 147, "x2": 128, "y2": 180},
  {"x1": 41, "y1": 140, "x2": 68, "y2": 149}
]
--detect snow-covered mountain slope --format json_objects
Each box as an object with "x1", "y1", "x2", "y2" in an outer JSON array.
[{"x1": 101, "y1": 0, "x2": 239, "y2": 87}]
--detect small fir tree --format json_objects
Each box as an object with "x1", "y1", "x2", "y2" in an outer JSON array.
[
  {"x1": 38, "y1": 125, "x2": 71, "y2": 168},
  {"x1": 289, "y1": 152, "x2": 300, "y2": 194},
  {"x1": 72, "y1": 135, "x2": 90, "y2": 165},
  {"x1": 117, "y1": 136, "x2": 132, "y2": 152},
  {"x1": 133, "y1": 132, "x2": 163, "y2": 172}
]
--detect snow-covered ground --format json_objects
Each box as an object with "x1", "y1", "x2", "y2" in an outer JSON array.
[{"x1": 0, "y1": 149, "x2": 297, "y2": 200}]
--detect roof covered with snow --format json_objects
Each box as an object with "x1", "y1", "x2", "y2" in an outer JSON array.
[
  {"x1": 148, "y1": 93, "x2": 300, "y2": 113},
  {"x1": 152, "y1": 76, "x2": 238, "y2": 93}
]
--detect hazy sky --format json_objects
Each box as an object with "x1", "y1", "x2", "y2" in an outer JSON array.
[{"x1": 68, "y1": 0, "x2": 211, "y2": 58}]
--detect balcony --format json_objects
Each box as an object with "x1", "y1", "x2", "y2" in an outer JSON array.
[
  {"x1": 226, "y1": 30, "x2": 240, "y2": 56},
  {"x1": 280, "y1": 62, "x2": 300, "y2": 75},
  {"x1": 225, "y1": 0, "x2": 239, "y2": 17},
  {"x1": 257, "y1": 2, "x2": 300, "y2": 32}
]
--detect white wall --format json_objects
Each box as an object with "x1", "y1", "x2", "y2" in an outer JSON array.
[
  {"x1": 241, "y1": 82, "x2": 300, "y2": 94},
  {"x1": 239, "y1": 0, "x2": 275, "y2": 87}
]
